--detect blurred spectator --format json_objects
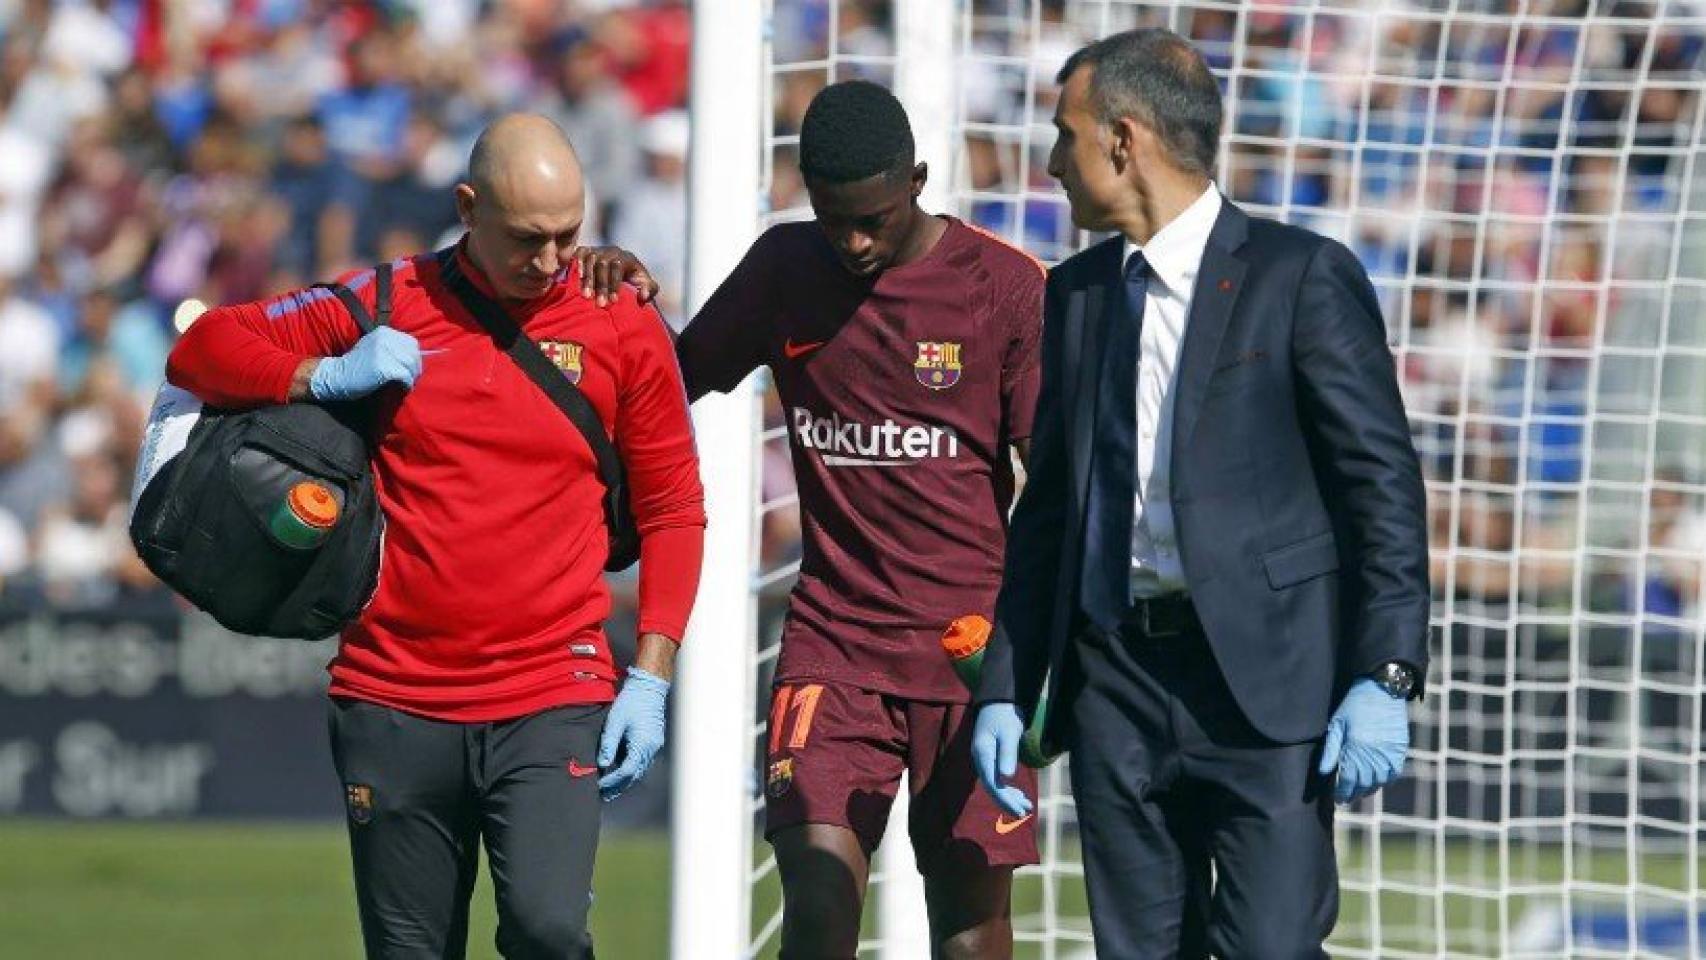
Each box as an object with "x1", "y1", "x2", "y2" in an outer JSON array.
[
  {"x1": 610, "y1": 110, "x2": 687, "y2": 326},
  {"x1": 58, "y1": 286, "x2": 168, "y2": 406},
  {"x1": 35, "y1": 449, "x2": 132, "y2": 607},
  {"x1": 394, "y1": 0, "x2": 482, "y2": 54},
  {"x1": 207, "y1": 193, "x2": 292, "y2": 306},
  {"x1": 107, "y1": 67, "x2": 176, "y2": 174},
  {"x1": 146, "y1": 115, "x2": 265, "y2": 305},
  {"x1": 269, "y1": 114, "x2": 336, "y2": 279},
  {"x1": 318, "y1": 32, "x2": 412, "y2": 179},
  {"x1": 360, "y1": 113, "x2": 460, "y2": 260},
  {"x1": 149, "y1": 41, "x2": 217, "y2": 150},
  {"x1": 317, "y1": 28, "x2": 413, "y2": 268},
  {"x1": 39, "y1": 0, "x2": 130, "y2": 80},
  {"x1": 226, "y1": 21, "x2": 342, "y2": 127},
  {"x1": 20, "y1": 249, "x2": 79, "y2": 335},
  {"x1": 4, "y1": 25, "x2": 108, "y2": 151},
  {"x1": 534, "y1": 33, "x2": 641, "y2": 234},
  {"x1": 1644, "y1": 469, "x2": 1705, "y2": 621},
  {"x1": 0, "y1": 274, "x2": 59, "y2": 412},
  {"x1": 835, "y1": 0, "x2": 893, "y2": 62},
  {"x1": 39, "y1": 117, "x2": 153, "y2": 290},
  {"x1": 597, "y1": 2, "x2": 689, "y2": 116},
  {"x1": 0, "y1": 90, "x2": 53, "y2": 279},
  {"x1": 0, "y1": 402, "x2": 68, "y2": 534}
]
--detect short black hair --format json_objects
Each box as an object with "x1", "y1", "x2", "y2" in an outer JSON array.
[
  {"x1": 1057, "y1": 29, "x2": 1223, "y2": 177},
  {"x1": 798, "y1": 80, "x2": 915, "y2": 183}
]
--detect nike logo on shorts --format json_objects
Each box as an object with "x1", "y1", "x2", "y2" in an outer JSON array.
[
  {"x1": 995, "y1": 813, "x2": 1033, "y2": 835},
  {"x1": 784, "y1": 339, "x2": 826, "y2": 360},
  {"x1": 567, "y1": 759, "x2": 598, "y2": 778}
]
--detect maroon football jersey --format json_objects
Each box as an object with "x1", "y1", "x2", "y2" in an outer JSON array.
[{"x1": 678, "y1": 217, "x2": 1044, "y2": 701}]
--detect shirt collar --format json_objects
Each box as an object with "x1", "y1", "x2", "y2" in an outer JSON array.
[{"x1": 1122, "y1": 184, "x2": 1222, "y2": 295}]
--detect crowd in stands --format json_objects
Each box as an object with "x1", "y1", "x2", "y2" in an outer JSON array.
[
  {"x1": 0, "y1": 0, "x2": 1698, "y2": 635},
  {"x1": 0, "y1": 0, "x2": 694, "y2": 610}
]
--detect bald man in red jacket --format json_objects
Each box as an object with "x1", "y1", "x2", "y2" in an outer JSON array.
[{"x1": 166, "y1": 114, "x2": 704, "y2": 959}]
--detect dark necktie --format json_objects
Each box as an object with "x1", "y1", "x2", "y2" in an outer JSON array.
[{"x1": 1081, "y1": 250, "x2": 1147, "y2": 632}]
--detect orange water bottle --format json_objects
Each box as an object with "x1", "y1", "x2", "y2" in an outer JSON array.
[
  {"x1": 270, "y1": 481, "x2": 340, "y2": 549},
  {"x1": 942, "y1": 614, "x2": 992, "y2": 690},
  {"x1": 941, "y1": 613, "x2": 1059, "y2": 769}
]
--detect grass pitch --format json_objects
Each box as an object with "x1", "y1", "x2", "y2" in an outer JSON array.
[
  {"x1": 0, "y1": 820, "x2": 669, "y2": 958},
  {"x1": 5, "y1": 819, "x2": 1697, "y2": 958}
]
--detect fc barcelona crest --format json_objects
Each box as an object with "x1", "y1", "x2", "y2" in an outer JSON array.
[
  {"x1": 767, "y1": 758, "x2": 795, "y2": 799},
  {"x1": 914, "y1": 341, "x2": 963, "y2": 390},
  {"x1": 540, "y1": 340, "x2": 584, "y2": 385}
]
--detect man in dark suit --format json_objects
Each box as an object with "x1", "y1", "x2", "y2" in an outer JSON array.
[{"x1": 970, "y1": 29, "x2": 1430, "y2": 958}]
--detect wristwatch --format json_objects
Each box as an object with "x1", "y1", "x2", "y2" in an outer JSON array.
[{"x1": 1370, "y1": 661, "x2": 1419, "y2": 700}]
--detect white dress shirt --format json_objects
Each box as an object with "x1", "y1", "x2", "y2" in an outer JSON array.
[{"x1": 1124, "y1": 184, "x2": 1222, "y2": 599}]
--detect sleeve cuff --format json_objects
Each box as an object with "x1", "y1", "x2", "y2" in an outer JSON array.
[{"x1": 635, "y1": 524, "x2": 704, "y2": 645}]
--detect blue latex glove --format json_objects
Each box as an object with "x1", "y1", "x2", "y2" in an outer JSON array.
[
  {"x1": 309, "y1": 327, "x2": 422, "y2": 401},
  {"x1": 970, "y1": 703, "x2": 1034, "y2": 818},
  {"x1": 1318, "y1": 677, "x2": 1410, "y2": 805},
  {"x1": 597, "y1": 666, "x2": 670, "y2": 802}
]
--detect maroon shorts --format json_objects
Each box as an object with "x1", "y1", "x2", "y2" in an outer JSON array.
[{"x1": 762, "y1": 680, "x2": 1040, "y2": 874}]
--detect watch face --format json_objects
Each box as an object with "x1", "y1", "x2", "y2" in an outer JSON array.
[{"x1": 1378, "y1": 664, "x2": 1416, "y2": 697}]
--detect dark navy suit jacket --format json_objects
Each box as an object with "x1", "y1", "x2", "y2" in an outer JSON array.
[{"x1": 978, "y1": 199, "x2": 1430, "y2": 745}]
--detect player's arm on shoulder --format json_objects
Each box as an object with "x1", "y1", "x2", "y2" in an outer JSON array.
[
  {"x1": 614, "y1": 293, "x2": 707, "y2": 645},
  {"x1": 674, "y1": 227, "x2": 784, "y2": 402},
  {"x1": 1292, "y1": 238, "x2": 1430, "y2": 675},
  {"x1": 166, "y1": 276, "x2": 375, "y2": 408}
]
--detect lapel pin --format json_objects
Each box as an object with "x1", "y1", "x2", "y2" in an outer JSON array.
[{"x1": 1219, "y1": 279, "x2": 1233, "y2": 292}]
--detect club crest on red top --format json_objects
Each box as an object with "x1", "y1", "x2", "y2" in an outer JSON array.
[
  {"x1": 540, "y1": 340, "x2": 584, "y2": 385},
  {"x1": 914, "y1": 340, "x2": 963, "y2": 390}
]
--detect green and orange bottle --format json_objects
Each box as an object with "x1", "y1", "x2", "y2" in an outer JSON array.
[
  {"x1": 940, "y1": 614, "x2": 1059, "y2": 769},
  {"x1": 270, "y1": 481, "x2": 340, "y2": 549},
  {"x1": 943, "y1": 614, "x2": 992, "y2": 690}
]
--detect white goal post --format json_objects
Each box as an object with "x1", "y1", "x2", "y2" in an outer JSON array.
[{"x1": 677, "y1": 2, "x2": 1706, "y2": 958}]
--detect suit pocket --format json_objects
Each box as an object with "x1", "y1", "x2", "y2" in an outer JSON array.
[
  {"x1": 1261, "y1": 531, "x2": 1339, "y2": 589},
  {"x1": 1212, "y1": 349, "x2": 1268, "y2": 373},
  {"x1": 1205, "y1": 358, "x2": 1262, "y2": 397}
]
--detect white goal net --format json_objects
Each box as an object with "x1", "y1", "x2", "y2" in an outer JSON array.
[{"x1": 677, "y1": 1, "x2": 1706, "y2": 957}]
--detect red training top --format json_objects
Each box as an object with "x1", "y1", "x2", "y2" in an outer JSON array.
[
  {"x1": 166, "y1": 244, "x2": 706, "y2": 721},
  {"x1": 677, "y1": 218, "x2": 1044, "y2": 702}
]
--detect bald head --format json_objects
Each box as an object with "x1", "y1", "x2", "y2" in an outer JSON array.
[
  {"x1": 456, "y1": 113, "x2": 588, "y2": 301},
  {"x1": 466, "y1": 113, "x2": 584, "y2": 207}
]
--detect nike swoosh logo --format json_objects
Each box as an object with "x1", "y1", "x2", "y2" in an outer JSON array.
[
  {"x1": 995, "y1": 813, "x2": 1033, "y2": 835},
  {"x1": 567, "y1": 760, "x2": 597, "y2": 778},
  {"x1": 783, "y1": 339, "x2": 826, "y2": 360}
]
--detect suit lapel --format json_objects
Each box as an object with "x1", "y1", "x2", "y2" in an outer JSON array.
[
  {"x1": 1067, "y1": 240, "x2": 1121, "y2": 512},
  {"x1": 1172, "y1": 202, "x2": 1249, "y2": 452},
  {"x1": 1062, "y1": 286, "x2": 1090, "y2": 432}
]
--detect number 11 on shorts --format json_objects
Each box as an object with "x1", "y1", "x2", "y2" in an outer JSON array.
[{"x1": 768, "y1": 684, "x2": 824, "y2": 754}]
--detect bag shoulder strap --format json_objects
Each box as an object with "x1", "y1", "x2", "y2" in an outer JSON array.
[
  {"x1": 433, "y1": 249, "x2": 624, "y2": 490},
  {"x1": 312, "y1": 261, "x2": 393, "y2": 336}
]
